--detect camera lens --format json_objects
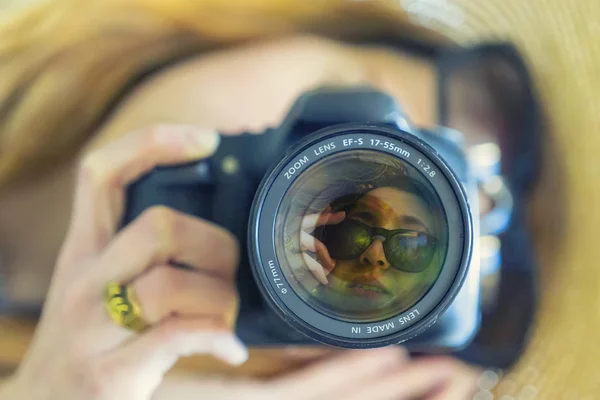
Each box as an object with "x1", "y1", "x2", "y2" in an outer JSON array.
[
  {"x1": 275, "y1": 150, "x2": 448, "y2": 323},
  {"x1": 250, "y1": 124, "x2": 471, "y2": 347}
]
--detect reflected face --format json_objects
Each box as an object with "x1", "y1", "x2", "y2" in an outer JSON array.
[
  {"x1": 318, "y1": 187, "x2": 438, "y2": 313},
  {"x1": 276, "y1": 150, "x2": 447, "y2": 322}
]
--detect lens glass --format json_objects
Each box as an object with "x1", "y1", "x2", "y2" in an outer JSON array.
[{"x1": 275, "y1": 150, "x2": 449, "y2": 323}]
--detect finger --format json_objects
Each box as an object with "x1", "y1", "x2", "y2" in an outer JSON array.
[
  {"x1": 282, "y1": 346, "x2": 340, "y2": 360},
  {"x1": 93, "y1": 206, "x2": 239, "y2": 285},
  {"x1": 301, "y1": 252, "x2": 329, "y2": 285},
  {"x1": 300, "y1": 211, "x2": 345, "y2": 230},
  {"x1": 429, "y1": 380, "x2": 479, "y2": 400},
  {"x1": 342, "y1": 357, "x2": 455, "y2": 400},
  {"x1": 97, "y1": 316, "x2": 248, "y2": 398},
  {"x1": 318, "y1": 211, "x2": 346, "y2": 226},
  {"x1": 300, "y1": 232, "x2": 335, "y2": 271},
  {"x1": 314, "y1": 237, "x2": 336, "y2": 272},
  {"x1": 61, "y1": 125, "x2": 220, "y2": 264},
  {"x1": 153, "y1": 375, "x2": 259, "y2": 400},
  {"x1": 130, "y1": 265, "x2": 238, "y2": 327},
  {"x1": 269, "y1": 347, "x2": 408, "y2": 398},
  {"x1": 130, "y1": 317, "x2": 247, "y2": 366},
  {"x1": 427, "y1": 359, "x2": 480, "y2": 400}
]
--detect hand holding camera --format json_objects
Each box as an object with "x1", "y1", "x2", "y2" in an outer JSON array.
[
  {"x1": 3, "y1": 126, "x2": 248, "y2": 399},
  {"x1": 1, "y1": 123, "x2": 479, "y2": 400},
  {"x1": 116, "y1": 88, "x2": 476, "y2": 349},
  {"x1": 2, "y1": 86, "x2": 481, "y2": 399}
]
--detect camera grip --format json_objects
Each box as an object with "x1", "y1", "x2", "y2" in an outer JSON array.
[{"x1": 120, "y1": 160, "x2": 216, "y2": 228}]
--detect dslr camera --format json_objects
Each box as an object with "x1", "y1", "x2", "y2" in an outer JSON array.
[{"x1": 123, "y1": 87, "x2": 479, "y2": 352}]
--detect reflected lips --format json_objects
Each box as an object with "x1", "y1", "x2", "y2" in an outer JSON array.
[{"x1": 347, "y1": 281, "x2": 390, "y2": 299}]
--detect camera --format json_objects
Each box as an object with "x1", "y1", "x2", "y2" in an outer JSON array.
[{"x1": 123, "y1": 87, "x2": 480, "y2": 352}]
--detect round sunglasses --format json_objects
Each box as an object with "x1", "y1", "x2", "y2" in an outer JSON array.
[{"x1": 314, "y1": 219, "x2": 438, "y2": 273}]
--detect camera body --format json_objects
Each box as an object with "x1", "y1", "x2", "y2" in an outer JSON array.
[{"x1": 123, "y1": 88, "x2": 480, "y2": 352}]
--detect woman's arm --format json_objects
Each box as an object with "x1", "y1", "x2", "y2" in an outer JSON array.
[{"x1": 90, "y1": 35, "x2": 435, "y2": 150}]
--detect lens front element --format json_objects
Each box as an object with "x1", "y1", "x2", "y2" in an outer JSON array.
[
  {"x1": 250, "y1": 125, "x2": 471, "y2": 346},
  {"x1": 275, "y1": 150, "x2": 449, "y2": 323}
]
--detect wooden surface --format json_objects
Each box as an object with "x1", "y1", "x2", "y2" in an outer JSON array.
[{"x1": 2, "y1": 0, "x2": 600, "y2": 398}]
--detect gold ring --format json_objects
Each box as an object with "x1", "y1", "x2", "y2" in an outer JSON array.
[{"x1": 104, "y1": 281, "x2": 149, "y2": 332}]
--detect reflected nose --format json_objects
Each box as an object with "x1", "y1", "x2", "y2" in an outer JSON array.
[{"x1": 359, "y1": 238, "x2": 390, "y2": 271}]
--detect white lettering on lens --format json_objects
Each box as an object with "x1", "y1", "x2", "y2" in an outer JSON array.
[
  {"x1": 351, "y1": 327, "x2": 361, "y2": 334},
  {"x1": 313, "y1": 141, "x2": 336, "y2": 156},
  {"x1": 268, "y1": 260, "x2": 278, "y2": 278},
  {"x1": 268, "y1": 260, "x2": 288, "y2": 294},
  {"x1": 343, "y1": 138, "x2": 364, "y2": 147},
  {"x1": 284, "y1": 155, "x2": 309, "y2": 179},
  {"x1": 384, "y1": 142, "x2": 410, "y2": 157},
  {"x1": 366, "y1": 321, "x2": 395, "y2": 334},
  {"x1": 398, "y1": 309, "x2": 420, "y2": 325},
  {"x1": 369, "y1": 139, "x2": 410, "y2": 157}
]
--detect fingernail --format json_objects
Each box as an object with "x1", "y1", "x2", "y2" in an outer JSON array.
[
  {"x1": 212, "y1": 335, "x2": 249, "y2": 366},
  {"x1": 185, "y1": 129, "x2": 220, "y2": 156},
  {"x1": 311, "y1": 266, "x2": 329, "y2": 284}
]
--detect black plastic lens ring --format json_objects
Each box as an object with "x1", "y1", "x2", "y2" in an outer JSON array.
[{"x1": 248, "y1": 123, "x2": 473, "y2": 348}]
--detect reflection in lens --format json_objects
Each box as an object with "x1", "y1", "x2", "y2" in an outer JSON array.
[{"x1": 275, "y1": 150, "x2": 449, "y2": 323}]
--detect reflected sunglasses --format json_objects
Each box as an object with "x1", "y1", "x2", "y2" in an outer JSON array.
[{"x1": 314, "y1": 219, "x2": 438, "y2": 273}]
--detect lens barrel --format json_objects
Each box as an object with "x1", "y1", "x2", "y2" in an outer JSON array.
[{"x1": 249, "y1": 123, "x2": 472, "y2": 348}]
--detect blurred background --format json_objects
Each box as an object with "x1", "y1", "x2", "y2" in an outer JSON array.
[{"x1": 1, "y1": 0, "x2": 35, "y2": 10}]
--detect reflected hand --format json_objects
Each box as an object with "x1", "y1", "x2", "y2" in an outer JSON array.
[{"x1": 299, "y1": 207, "x2": 345, "y2": 284}]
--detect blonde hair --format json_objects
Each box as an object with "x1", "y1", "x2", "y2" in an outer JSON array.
[{"x1": 0, "y1": 0, "x2": 447, "y2": 189}]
